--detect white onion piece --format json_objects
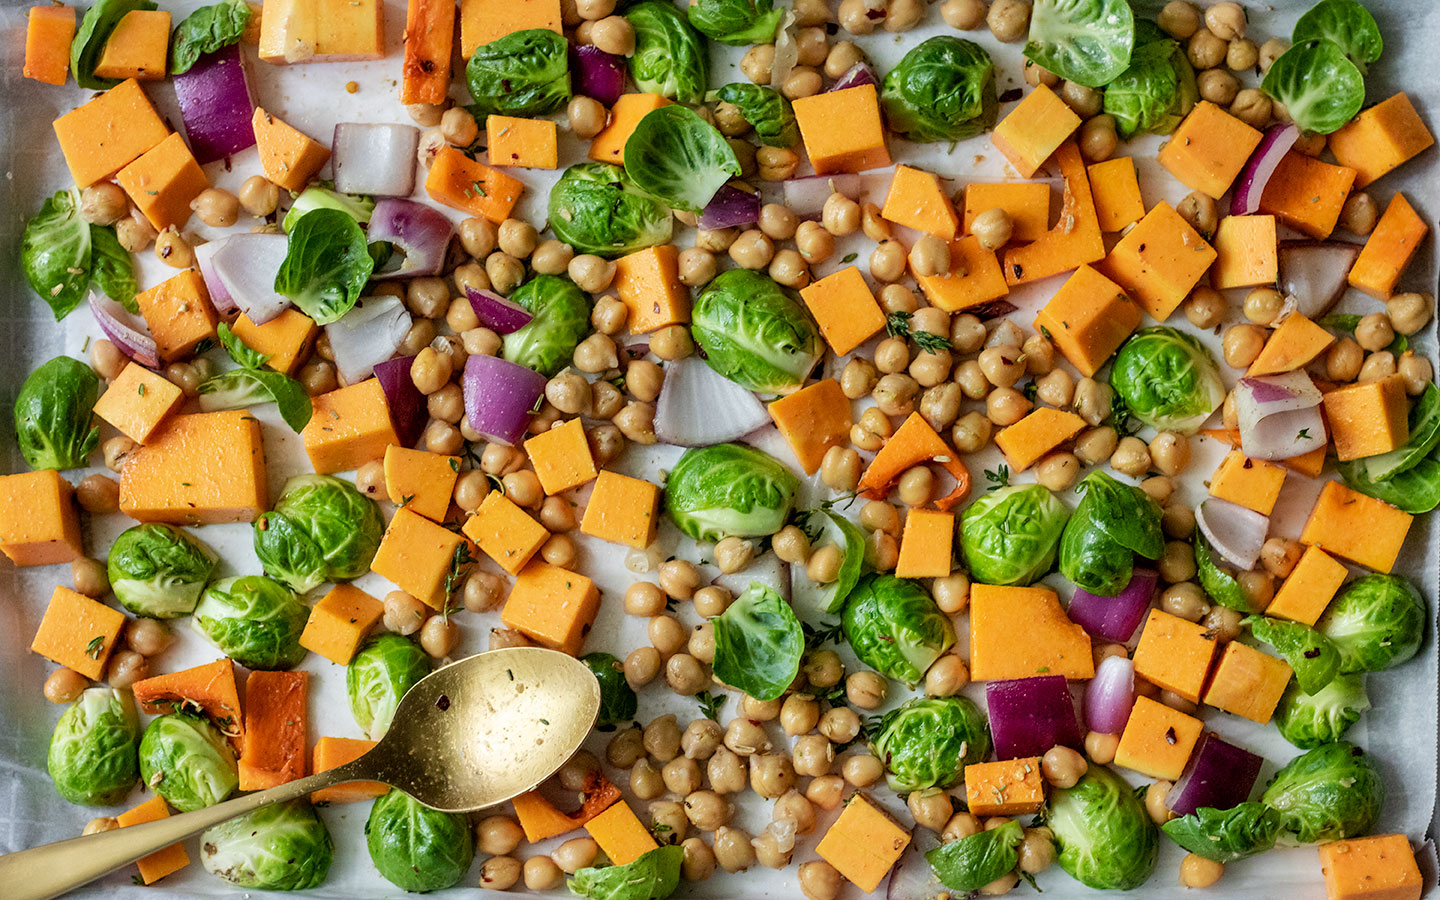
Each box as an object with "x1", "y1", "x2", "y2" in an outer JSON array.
[
  {"x1": 654, "y1": 358, "x2": 771, "y2": 447},
  {"x1": 193, "y1": 240, "x2": 236, "y2": 313},
  {"x1": 207, "y1": 233, "x2": 292, "y2": 324},
  {"x1": 769, "y1": 8, "x2": 798, "y2": 90},
  {"x1": 1196, "y1": 498, "x2": 1269, "y2": 571},
  {"x1": 332, "y1": 123, "x2": 421, "y2": 197},
  {"x1": 783, "y1": 174, "x2": 863, "y2": 219},
  {"x1": 1279, "y1": 241, "x2": 1362, "y2": 319},
  {"x1": 713, "y1": 553, "x2": 791, "y2": 604},
  {"x1": 1236, "y1": 372, "x2": 1325, "y2": 459},
  {"x1": 324, "y1": 294, "x2": 412, "y2": 385},
  {"x1": 88, "y1": 293, "x2": 159, "y2": 369}
]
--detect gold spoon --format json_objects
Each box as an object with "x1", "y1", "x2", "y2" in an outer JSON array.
[{"x1": 0, "y1": 647, "x2": 601, "y2": 900}]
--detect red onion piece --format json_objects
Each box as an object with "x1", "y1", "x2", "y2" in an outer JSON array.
[
  {"x1": 699, "y1": 184, "x2": 761, "y2": 230},
  {"x1": 1167, "y1": 733, "x2": 1265, "y2": 817},
  {"x1": 466, "y1": 286, "x2": 533, "y2": 335},
  {"x1": 1083, "y1": 656, "x2": 1136, "y2": 735},
  {"x1": 367, "y1": 199, "x2": 453, "y2": 281},
  {"x1": 373, "y1": 356, "x2": 426, "y2": 448},
  {"x1": 208, "y1": 233, "x2": 293, "y2": 324},
  {"x1": 173, "y1": 44, "x2": 257, "y2": 165},
  {"x1": 1279, "y1": 240, "x2": 1362, "y2": 319},
  {"x1": 986, "y1": 675, "x2": 1083, "y2": 760},
  {"x1": 463, "y1": 354, "x2": 548, "y2": 446},
  {"x1": 332, "y1": 123, "x2": 421, "y2": 197},
  {"x1": 1231, "y1": 124, "x2": 1298, "y2": 216},
  {"x1": 194, "y1": 240, "x2": 236, "y2": 313},
  {"x1": 827, "y1": 62, "x2": 878, "y2": 93},
  {"x1": 325, "y1": 294, "x2": 412, "y2": 385},
  {"x1": 570, "y1": 44, "x2": 627, "y2": 107},
  {"x1": 1066, "y1": 568, "x2": 1158, "y2": 643},
  {"x1": 88, "y1": 293, "x2": 159, "y2": 369},
  {"x1": 1236, "y1": 372, "x2": 1326, "y2": 460},
  {"x1": 783, "y1": 174, "x2": 863, "y2": 219},
  {"x1": 1196, "y1": 498, "x2": 1269, "y2": 571},
  {"x1": 713, "y1": 553, "x2": 790, "y2": 604},
  {"x1": 653, "y1": 358, "x2": 770, "y2": 447}
]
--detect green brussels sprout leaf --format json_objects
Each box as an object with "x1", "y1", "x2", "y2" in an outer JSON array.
[
  {"x1": 925, "y1": 819, "x2": 1024, "y2": 892},
  {"x1": 790, "y1": 508, "x2": 866, "y2": 614},
  {"x1": 1244, "y1": 615, "x2": 1341, "y2": 694},
  {"x1": 571, "y1": 845, "x2": 685, "y2": 900},
  {"x1": 961, "y1": 483, "x2": 1070, "y2": 586},
  {"x1": 466, "y1": 28, "x2": 571, "y2": 117},
  {"x1": 691, "y1": 269, "x2": 823, "y2": 394},
  {"x1": 686, "y1": 0, "x2": 781, "y2": 46},
  {"x1": 871, "y1": 697, "x2": 990, "y2": 792},
  {"x1": 881, "y1": 36, "x2": 999, "y2": 143},
  {"x1": 21, "y1": 190, "x2": 94, "y2": 320},
  {"x1": 282, "y1": 186, "x2": 374, "y2": 233},
  {"x1": 1111, "y1": 327, "x2": 1225, "y2": 434},
  {"x1": 274, "y1": 208, "x2": 375, "y2": 325},
  {"x1": 200, "y1": 323, "x2": 314, "y2": 432},
  {"x1": 193, "y1": 575, "x2": 310, "y2": 670},
  {"x1": 548, "y1": 163, "x2": 674, "y2": 259},
  {"x1": 1161, "y1": 802, "x2": 1283, "y2": 863},
  {"x1": 1045, "y1": 765, "x2": 1158, "y2": 890},
  {"x1": 664, "y1": 443, "x2": 799, "y2": 542},
  {"x1": 1292, "y1": 0, "x2": 1383, "y2": 72},
  {"x1": 1276, "y1": 673, "x2": 1369, "y2": 749},
  {"x1": 1318, "y1": 574, "x2": 1426, "y2": 674},
  {"x1": 715, "y1": 83, "x2": 798, "y2": 147},
  {"x1": 109, "y1": 523, "x2": 218, "y2": 618},
  {"x1": 624, "y1": 106, "x2": 741, "y2": 214},
  {"x1": 502, "y1": 275, "x2": 594, "y2": 377},
  {"x1": 626, "y1": 2, "x2": 709, "y2": 105},
  {"x1": 348, "y1": 633, "x2": 432, "y2": 740},
  {"x1": 170, "y1": 0, "x2": 252, "y2": 75},
  {"x1": 1260, "y1": 40, "x2": 1365, "y2": 135},
  {"x1": 712, "y1": 582, "x2": 804, "y2": 702},
  {"x1": 1024, "y1": 0, "x2": 1135, "y2": 87},
  {"x1": 366, "y1": 787, "x2": 474, "y2": 892},
  {"x1": 48, "y1": 688, "x2": 140, "y2": 806},
  {"x1": 91, "y1": 224, "x2": 138, "y2": 312},
  {"x1": 201, "y1": 799, "x2": 333, "y2": 890},
  {"x1": 843, "y1": 574, "x2": 956, "y2": 686},
  {"x1": 139, "y1": 712, "x2": 239, "y2": 812},
  {"x1": 14, "y1": 356, "x2": 101, "y2": 471},
  {"x1": 1261, "y1": 741, "x2": 1384, "y2": 844},
  {"x1": 582, "y1": 652, "x2": 639, "y2": 727},
  {"x1": 1102, "y1": 35, "x2": 1198, "y2": 139},
  {"x1": 1194, "y1": 533, "x2": 1252, "y2": 611},
  {"x1": 1059, "y1": 471, "x2": 1164, "y2": 597}
]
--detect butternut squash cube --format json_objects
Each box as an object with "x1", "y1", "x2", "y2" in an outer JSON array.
[
  {"x1": 1258, "y1": 152, "x2": 1357, "y2": 239},
  {"x1": 969, "y1": 584, "x2": 1093, "y2": 681},
  {"x1": 302, "y1": 379, "x2": 400, "y2": 475},
  {"x1": 583, "y1": 799, "x2": 657, "y2": 866},
  {"x1": 252, "y1": 107, "x2": 331, "y2": 192},
  {"x1": 589, "y1": 94, "x2": 672, "y2": 166},
  {"x1": 231, "y1": 309, "x2": 319, "y2": 376},
  {"x1": 94, "y1": 9, "x2": 171, "y2": 80},
  {"x1": 1114, "y1": 695, "x2": 1204, "y2": 779},
  {"x1": 613, "y1": 245, "x2": 690, "y2": 333},
  {"x1": 895, "y1": 508, "x2": 954, "y2": 579},
  {"x1": 1033, "y1": 264, "x2": 1141, "y2": 377},
  {"x1": 1300, "y1": 481, "x2": 1412, "y2": 573},
  {"x1": 1324, "y1": 375, "x2": 1410, "y2": 462},
  {"x1": 994, "y1": 407, "x2": 1087, "y2": 473},
  {"x1": 24, "y1": 5, "x2": 76, "y2": 86},
  {"x1": 991, "y1": 84, "x2": 1082, "y2": 178},
  {"x1": 1100, "y1": 201, "x2": 1217, "y2": 321},
  {"x1": 1267, "y1": 545, "x2": 1349, "y2": 626},
  {"x1": 501, "y1": 561, "x2": 600, "y2": 656},
  {"x1": 425, "y1": 146, "x2": 525, "y2": 222},
  {"x1": 915, "y1": 235, "x2": 1011, "y2": 312},
  {"x1": 1349, "y1": 193, "x2": 1428, "y2": 300},
  {"x1": 115, "y1": 131, "x2": 210, "y2": 232},
  {"x1": 31, "y1": 585, "x2": 125, "y2": 680},
  {"x1": 131, "y1": 658, "x2": 243, "y2": 745},
  {"x1": 1002, "y1": 143, "x2": 1105, "y2": 285},
  {"x1": 311, "y1": 736, "x2": 387, "y2": 803},
  {"x1": 134, "y1": 268, "x2": 219, "y2": 362},
  {"x1": 525, "y1": 418, "x2": 598, "y2": 495},
  {"x1": 799, "y1": 265, "x2": 886, "y2": 356},
  {"x1": 0, "y1": 470, "x2": 83, "y2": 567},
  {"x1": 964, "y1": 757, "x2": 1046, "y2": 816},
  {"x1": 1209, "y1": 451, "x2": 1287, "y2": 517},
  {"x1": 768, "y1": 379, "x2": 853, "y2": 476},
  {"x1": 1201, "y1": 641, "x2": 1292, "y2": 724},
  {"x1": 459, "y1": 0, "x2": 561, "y2": 57},
  {"x1": 400, "y1": 0, "x2": 455, "y2": 106},
  {"x1": 580, "y1": 471, "x2": 660, "y2": 549},
  {"x1": 383, "y1": 446, "x2": 459, "y2": 522},
  {"x1": 258, "y1": 0, "x2": 385, "y2": 63},
  {"x1": 486, "y1": 115, "x2": 558, "y2": 169},
  {"x1": 300, "y1": 584, "x2": 384, "y2": 665},
  {"x1": 814, "y1": 792, "x2": 911, "y2": 894},
  {"x1": 1212, "y1": 214, "x2": 1278, "y2": 290},
  {"x1": 238, "y1": 670, "x2": 308, "y2": 790},
  {"x1": 962, "y1": 181, "x2": 1050, "y2": 243},
  {"x1": 1087, "y1": 157, "x2": 1146, "y2": 232},
  {"x1": 1131, "y1": 609, "x2": 1219, "y2": 704},
  {"x1": 463, "y1": 491, "x2": 549, "y2": 575},
  {"x1": 1249, "y1": 312, "x2": 1335, "y2": 377},
  {"x1": 793, "y1": 84, "x2": 891, "y2": 174},
  {"x1": 116, "y1": 797, "x2": 189, "y2": 884},
  {"x1": 1318, "y1": 833, "x2": 1423, "y2": 900},
  {"x1": 371, "y1": 507, "x2": 471, "y2": 608},
  {"x1": 882, "y1": 165, "x2": 960, "y2": 239},
  {"x1": 53, "y1": 78, "x2": 169, "y2": 187},
  {"x1": 93, "y1": 362, "x2": 183, "y2": 444},
  {"x1": 120, "y1": 410, "x2": 268, "y2": 525},
  {"x1": 512, "y1": 776, "x2": 621, "y2": 843},
  {"x1": 1157, "y1": 100, "x2": 1263, "y2": 199},
  {"x1": 1328, "y1": 93, "x2": 1436, "y2": 188}
]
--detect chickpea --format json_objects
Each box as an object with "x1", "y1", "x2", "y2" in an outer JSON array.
[
  {"x1": 977, "y1": 345, "x2": 1024, "y2": 388},
  {"x1": 687, "y1": 622, "x2": 716, "y2": 664},
  {"x1": 1176, "y1": 191, "x2": 1218, "y2": 239},
  {"x1": 1386, "y1": 292, "x2": 1434, "y2": 336},
  {"x1": 918, "y1": 654, "x2": 967, "y2": 697},
  {"x1": 1230, "y1": 88, "x2": 1272, "y2": 129},
  {"x1": 769, "y1": 248, "x2": 810, "y2": 289},
  {"x1": 757, "y1": 145, "x2": 801, "y2": 181},
  {"x1": 66, "y1": 555, "x2": 108, "y2": 599},
  {"x1": 790, "y1": 733, "x2": 834, "y2": 779},
  {"x1": 1157, "y1": 1, "x2": 1201, "y2": 37},
  {"x1": 841, "y1": 753, "x2": 885, "y2": 787},
  {"x1": 1084, "y1": 731, "x2": 1120, "y2": 765},
  {"x1": 659, "y1": 755, "x2": 702, "y2": 796},
  {"x1": 1041, "y1": 746, "x2": 1088, "y2": 788},
  {"x1": 938, "y1": 0, "x2": 986, "y2": 30},
  {"x1": 982, "y1": 387, "x2": 1028, "y2": 427},
  {"x1": 707, "y1": 748, "x2": 748, "y2": 794},
  {"x1": 682, "y1": 719, "x2": 723, "y2": 761},
  {"x1": 1073, "y1": 378, "x2": 1114, "y2": 426},
  {"x1": 1360, "y1": 350, "x2": 1398, "y2": 383},
  {"x1": 966, "y1": 207, "x2": 1015, "y2": 253},
  {"x1": 591, "y1": 15, "x2": 634, "y2": 55},
  {"x1": 846, "y1": 671, "x2": 887, "y2": 710},
  {"x1": 154, "y1": 228, "x2": 193, "y2": 268},
  {"x1": 870, "y1": 239, "x2": 907, "y2": 283},
  {"x1": 1059, "y1": 80, "x2": 1103, "y2": 118},
  {"x1": 1198, "y1": 68, "x2": 1240, "y2": 106},
  {"x1": 740, "y1": 43, "x2": 776, "y2": 83},
  {"x1": 1326, "y1": 337, "x2": 1364, "y2": 382},
  {"x1": 479, "y1": 855, "x2": 522, "y2": 890},
  {"x1": 673, "y1": 838, "x2": 714, "y2": 883},
  {"x1": 1203, "y1": 605, "x2": 1244, "y2": 643},
  {"x1": 723, "y1": 718, "x2": 771, "y2": 757},
  {"x1": 1016, "y1": 829, "x2": 1056, "y2": 875},
  {"x1": 693, "y1": 585, "x2": 732, "y2": 619},
  {"x1": 102, "y1": 435, "x2": 138, "y2": 473},
  {"x1": 624, "y1": 646, "x2": 661, "y2": 689},
  {"x1": 1355, "y1": 312, "x2": 1396, "y2": 352},
  {"x1": 987, "y1": 0, "x2": 1030, "y2": 41},
  {"x1": 187, "y1": 188, "x2": 240, "y2": 229},
  {"x1": 711, "y1": 826, "x2": 755, "y2": 873},
  {"x1": 1184, "y1": 286, "x2": 1228, "y2": 329},
  {"x1": 804, "y1": 649, "x2": 844, "y2": 689},
  {"x1": 909, "y1": 234, "x2": 952, "y2": 277},
  {"x1": 794, "y1": 220, "x2": 835, "y2": 264},
  {"x1": 474, "y1": 815, "x2": 524, "y2": 856},
  {"x1": 728, "y1": 229, "x2": 775, "y2": 270},
  {"x1": 229, "y1": 176, "x2": 279, "y2": 220},
  {"x1": 818, "y1": 707, "x2": 861, "y2": 745},
  {"x1": 563, "y1": 95, "x2": 609, "y2": 141},
  {"x1": 522, "y1": 855, "x2": 565, "y2": 891},
  {"x1": 106, "y1": 650, "x2": 147, "y2": 689},
  {"x1": 779, "y1": 66, "x2": 823, "y2": 101},
  {"x1": 1164, "y1": 503, "x2": 1197, "y2": 540},
  {"x1": 44, "y1": 667, "x2": 89, "y2": 704},
  {"x1": 1108, "y1": 435, "x2": 1150, "y2": 479},
  {"x1": 874, "y1": 372, "x2": 919, "y2": 418},
  {"x1": 568, "y1": 254, "x2": 616, "y2": 293},
  {"x1": 900, "y1": 788, "x2": 951, "y2": 833},
  {"x1": 1227, "y1": 37, "x2": 1259, "y2": 71},
  {"x1": 1187, "y1": 27, "x2": 1227, "y2": 69},
  {"x1": 749, "y1": 753, "x2": 797, "y2": 799},
  {"x1": 819, "y1": 42, "x2": 861, "y2": 84},
  {"x1": 116, "y1": 212, "x2": 156, "y2": 252},
  {"x1": 775, "y1": 694, "x2": 818, "y2": 737},
  {"x1": 1223, "y1": 324, "x2": 1268, "y2": 369},
  {"x1": 837, "y1": 0, "x2": 877, "y2": 33},
  {"x1": 1180, "y1": 854, "x2": 1226, "y2": 888},
  {"x1": 741, "y1": 694, "x2": 782, "y2": 723},
  {"x1": 1399, "y1": 352, "x2": 1434, "y2": 396},
  {"x1": 920, "y1": 383, "x2": 964, "y2": 431},
  {"x1": 947, "y1": 411, "x2": 990, "y2": 454},
  {"x1": 895, "y1": 465, "x2": 935, "y2": 507},
  {"x1": 1072, "y1": 114, "x2": 1119, "y2": 164}
]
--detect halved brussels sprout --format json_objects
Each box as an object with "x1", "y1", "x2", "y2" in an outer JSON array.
[
  {"x1": 201, "y1": 799, "x2": 334, "y2": 890},
  {"x1": 253, "y1": 474, "x2": 384, "y2": 594},
  {"x1": 842, "y1": 574, "x2": 955, "y2": 686},
  {"x1": 1317, "y1": 574, "x2": 1426, "y2": 674},
  {"x1": 108, "y1": 523, "x2": 217, "y2": 619},
  {"x1": 880, "y1": 37, "x2": 998, "y2": 142},
  {"x1": 366, "y1": 788, "x2": 474, "y2": 892},
  {"x1": 48, "y1": 687, "x2": 140, "y2": 806},
  {"x1": 348, "y1": 633, "x2": 433, "y2": 740},
  {"x1": 1261, "y1": 741, "x2": 1384, "y2": 843},
  {"x1": 960, "y1": 483, "x2": 1069, "y2": 586},
  {"x1": 1047, "y1": 765, "x2": 1158, "y2": 890},
  {"x1": 138, "y1": 712, "x2": 239, "y2": 812},
  {"x1": 501, "y1": 275, "x2": 594, "y2": 377},
  {"x1": 664, "y1": 443, "x2": 799, "y2": 542},
  {"x1": 691, "y1": 269, "x2": 822, "y2": 395},
  {"x1": 193, "y1": 575, "x2": 310, "y2": 671},
  {"x1": 1110, "y1": 327, "x2": 1225, "y2": 434},
  {"x1": 872, "y1": 696, "x2": 990, "y2": 792}
]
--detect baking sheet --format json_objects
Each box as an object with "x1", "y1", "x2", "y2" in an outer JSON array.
[{"x1": 0, "y1": 0, "x2": 1438, "y2": 896}]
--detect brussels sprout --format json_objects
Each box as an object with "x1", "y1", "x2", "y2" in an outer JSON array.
[
  {"x1": 108, "y1": 523, "x2": 217, "y2": 619},
  {"x1": 691, "y1": 269, "x2": 823, "y2": 394},
  {"x1": 1275, "y1": 673, "x2": 1370, "y2": 750},
  {"x1": 583, "y1": 652, "x2": 638, "y2": 727},
  {"x1": 502, "y1": 275, "x2": 594, "y2": 377},
  {"x1": 791, "y1": 508, "x2": 866, "y2": 614},
  {"x1": 715, "y1": 83, "x2": 798, "y2": 147},
  {"x1": 466, "y1": 28, "x2": 571, "y2": 117},
  {"x1": 201, "y1": 799, "x2": 333, "y2": 890},
  {"x1": 664, "y1": 443, "x2": 799, "y2": 542},
  {"x1": 711, "y1": 582, "x2": 804, "y2": 702},
  {"x1": 1058, "y1": 471, "x2": 1165, "y2": 597},
  {"x1": 960, "y1": 484, "x2": 1070, "y2": 586},
  {"x1": 686, "y1": 0, "x2": 781, "y2": 46},
  {"x1": 1261, "y1": 742, "x2": 1384, "y2": 843},
  {"x1": 22, "y1": 189, "x2": 93, "y2": 320},
  {"x1": 871, "y1": 697, "x2": 990, "y2": 792},
  {"x1": 275, "y1": 208, "x2": 375, "y2": 326},
  {"x1": 627, "y1": 2, "x2": 709, "y2": 105},
  {"x1": 1110, "y1": 327, "x2": 1225, "y2": 434},
  {"x1": 1194, "y1": 533, "x2": 1250, "y2": 611},
  {"x1": 48, "y1": 688, "x2": 140, "y2": 806},
  {"x1": 253, "y1": 475, "x2": 384, "y2": 594},
  {"x1": 1046, "y1": 765, "x2": 1158, "y2": 890},
  {"x1": 348, "y1": 633, "x2": 433, "y2": 740},
  {"x1": 843, "y1": 574, "x2": 956, "y2": 686},
  {"x1": 193, "y1": 576, "x2": 310, "y2": 671},
  {"x1": 925, "y1": 819, "x2": 1023, "y2": 891},
  {"x1": 572, "y1": 845, "x2": 684, "y2": 899},
  {"x1": 623, "y1": 106, "x2": 740, "y2": 214},
  {"x1": 548, "y1": 163, "x2": 674, "y2": 259},
  {"x1": 880, "y1": 37, "x2": 998, "y2": 143},
  {"x1": 366, "y1": 788, "x2": 474, "y2": 892},
  {"x1": 1102, "y1": 35, "x2": 1198, "y2": 139},
  {"x1": 282, "y1": 185, "x2": 373, "y2": 232},
  {"x1": 1292, "y1": 0, "x2": 1383, "y2": 72},
  {"x1": 14, "y1": 356, "x2": 101, "y2": 471},
  {"x1": 1161, "y1": 802, "x2": 1283, "y2": 863},
  {"x1": 1244, "y1": 615, "x2": 1340, "y2": 694},
  {"x1": 1261, "y1": 40, "x2": 1364, "y2": 135},
  {"x1": 1318, "y1": 574, "x2": 1426, "y2": 674},
  {"x1": 1338, "y1": 456, "x2": 1440, "y2": 515},
  {"x1": 139, "y1": 712, "x2": 239, "y2": 812},
  {"x1": 1023, "y1": 0, "x2": 1135, "y2": 87}
]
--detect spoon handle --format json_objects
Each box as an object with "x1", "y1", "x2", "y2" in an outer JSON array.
[{"x1": 0, "y1": 759, "x2": 373, "y2": 900}]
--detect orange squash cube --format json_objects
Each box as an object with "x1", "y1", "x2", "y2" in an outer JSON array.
[
  {"x1": 383, "y1": 446, "x2": 460, "y2": 522},
  {"x1": 1318, "y1": 834, "x2": 1423, "y2": 900},
  {"x1": 915, "y1": 235, "x2": 1011, "y2": 312},
  {"x1": 462, "y1": 491, "x2": 549, "y2": 575},
  {"x1": 1258, "y1": 152, "x2": 1357, "y2": 239},
  {"x1": 584, "y1": 800, "x2": 658, "y2": 866},
  {"x1": 793, "y1": 84, "x2": 891, "y2": 174},
  {"x1": 588, "y1": 94, "x2": 672, "y2": 166},
  {"x1": 24, "y1": 5, "x2": 76, "y2": 85},
  {"x1": 120, "y1": 410, "x2": 268, "y2": 525},
  {"x1": 94, "y1": 9, "x2": 171, "y2": 80},
  {"x1": 969, "y1": 584, "x2": 1093, "y2": 681},
  {"x1": 238, "y1": 670, "x2": 309, "y2": 790},
  {"x1": 1300, "y1": 481, "x2": 1412, "y2": 573},
  {"x1": 1324, "y1": 375, "x2": 1410, "y2": 461},
  {"x1": 799, "y1": 265, "x2": 886, "y2": 356},
  {"x1": 882, "y1": 165, "x2": 960, "y2": 239},
  {"x1": 991, "y1": 85, "x2": 1082, "y2": 178},
  {"x1": 1328, "y1": 93, "x2": 1436, "y2": 188},
  {"x1": 459, "y1": 0, "x2": 561, "y2": 57},
  {"x1": 962, "y1": 181, "x2": 1050, "y2": 243},
  {"x1": 1100, "y1": 201, "x2": 1217, "y2": 321},
  {"x1": 1087, "y1": 157, "x2": 1146, "y2": 232},
  {"x1": 486, "y1": 115, "x2": 558, "y2": 169},
  {"x1": 1267, "y1": 546, "x2": 1349, "y2": 626},
  {"x1": 1248, "y1": 313, "x2": 1335, "y2": 377},
  {"x1": 53, "y1": 78, "x2": 169, "y2": 187},
  {"x1": 525, "y1": 418, "x2": 598, "y2": 495},
  {"x1": 1201, "y1": 641, "x2": 1292, "y2": 724},
  {"x1": 252, "y1": 108, "x2": 331, "y2": 193},
  {"x1": 1157, "y1": 100, "x2": 1263, "y2": 199},
  {"x1": 93, "y1": 362, "x2": 184, "y2": 444},
  {"x1": 1114, "y1": 695, "x2": 1204, "y2": 779},
  {"x1": 311, "y1": 736, "x2": 388, "y2": 803},
  {"x1": 1131, "y1": 609, "x2": 1219, "y2": 704},
  {"x1": 501, "y1": 561, "x2": 600, "y2": 656},
  {"x1": 116, "y1": 797, "x2": 189, "y2": 884},
  {"x1": 613, "y1": 245, "x2": 689, "y2": 333},
  {"x1": 231, "y1": 309, "x2": 320, "y2": 376},
  {"x1": 895, "y1": 508, "x2": 954, "y2": 579},
  {"x1": 302, "y1": 379, "x2": 400, "y2": 474},
  {"x1": 1002, "y1": 143, "x2": 1105, "y2": 285},
  {"x1": 1208, "y1": 451, "x2": 1286, "y2": 516},
  {"x1": 371, "y1": 507, "x2": 472, "y2": 608},
  {"x1": 768, "y1": 379, "x2": 853, "y2": 476},
  {"x1": 1033, "y1": 265, "x2": 1142, "y2": 376},
  {"x1": 814, "y1": 792, "x2": 911, "y2": 894},
  {"x1": 0, "y1": 470, "x2": 84, "y2": 567},
  {"x1": 31, "y1": 586, "x2": 126, "y2": 680},
  {"x1": 994, "y1": 407, "x2": 1087, "y2": 473},
  {"x1": 1212, "y1": 214, "x2": 1278, "y2": 290},
  {"x1": 964, "y1": 758, "x2": 1046, "y2": 816},
  {"x1": 300, "y1": 584, "x2": 384, "y2": 665},
  {"x1": 1349, "y1": 193, "x2": 1428, "y2": 300},
  {"x1": 580, "y1": 471, "x2": 660, "y2": 549},
  {"x1": 134, "y1": 268, "x2": 219, "y2": 362},
  {"x1": 425, "y1": 145, "x2": 524, "y2": 222}
]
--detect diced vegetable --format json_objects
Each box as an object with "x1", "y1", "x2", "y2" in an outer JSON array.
[
  {"x1": 323, "y1": 294, "x2": 412, "y2": 385},
  {"x1": 1245, "y1": 615, "x2": 1341, "y2": 694},
  {"x1": 698, "y1": 183, "x2": 761, "y2": 231},
  {"x1": 462, "y1": 354, "x2": 548, "y2": 446},
  {"x1": 570, "y1": 44, "x2": 627, "y2": 107},
  {"x1": 1083, "y1": 655, "x2": 1136, "y2": 735},
  {"x1": 332, "y1": 124, "x2": 420, "y2": 198},
  {"x1": 1233, "y1": 371, "x2": 1327, "y2": 461},
  {"x1": 373, "y1": 355, "x2": 426, "y2": 448},
  {"x1": 985, "y1": 674, "x2": 1081, "y2": 760},
  {"x1": 1066, "y1": 568, "x2": 1158, "y2": 643},
  {"x1": 72, "y1": 0, "x2": 156, "y2": 90},
  {"x1": 827, "y1": 61, "x2": 878, "y2": 93},
  {"x1": 466, "y1": 287, "x2": 533, "y2": 335},
  {"x1": 652, "y1": 357, "x2": 769, "y2": 448},
  {"x1": 1195, "y1": 497, "x2": 1269, "y2": 571},
  {"x1": 173, "y1": 43, "x2": 257, "y2": 165},
  {"x1": 1166, "y1": 732, "x2": 1265, "y2": 817},
  {"x1": 1231, "y1": 125, "x2": 1299, "y2": 216}
]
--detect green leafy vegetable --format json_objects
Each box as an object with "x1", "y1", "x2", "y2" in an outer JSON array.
[
  {"x1": 1362, "y1": 384, "x2": 1440, "y2": 481},
  {"x1": 623, "y1": 106, "x2": 740, "y2": 214},
  {"x1": 274, "y1": 208, "x2": 375, "y2": 325},
  {"x1": 1046, "y1": 765, "x2": 1158, "y2": 890},
  {"x1": 170, "y1": 0, "x2": 253, "y2": 75},
  {"x1": 1261, "y1": 40, "x2": 1365, "y2": 135},
  {"x1": 583, "y1": 652, "x2": 639, "y2": 727},
  {"x1": 571, "y1": 845, "x2": 685, "y2": 900},
  {"x1": 791, "y1": 508, "x2": 866, "y2": 614},
  {"x1": 627, "y1": 2, "x2": 710, "y2": 105},
  {"x1": 347, "y1": 633, "x2": 432, "y2": 740},
  {"x1": 1110, "y1": 327, "x2": 1225, "y2": 434},
  {"x1": 1024, "y1": 0, "x2": 1135, "y2": 87},
  {"x1": 1261, "y1": 741, "x2": 1384, "y2": 843},
  {"x1": 925, "y1": 820, "x2": 1024, "y2": 892},
  {"x1": 547, "y1": 163, "x2": 674, "y2": 259},
  {"x1": 664, "y1": 443, "x2": 799, "y2": 542},
  {"x1": 21, "y1": 190, "x2": 93, "y2": 320},
  {"x1": 1194, "y1": 534, "x2": 1252, "y2": 611},
  {"x1": 200, "y1": 799, "x2": 333, "y2": 890},
  {"x1": 691, "y1": 269, "x2": 823, "y2": 394},
  {"x1": 1317, "y1": 574, "x2": 1426, "y2": 674},
  {"x1": 960, "y1": 483, "x2": 1070, "y2": 586},
  {"x1": 715, "y1": 83, "x2": 798, "y2": 147},
  {"x1": 1161, "y1": 803, "x2": 1283, "y2": 863},
  {"x1": 466, "y1": 28, "x2": 572, "y2": 117},
  {"x1": 253, "y1": 474, "x2": 384, "y2": 593},
  {"x1": 108, "y1": 523, "x2": 218, "y2": 618},
  {"x1": 199, "y1": 323, "x2": 314, "y2": 431},
  {"x1": 138, "y1": 712, "x2": 239, "y2": 812},
  {"x1": 871, "y1": 696, "x2": 989, "y2": 792},
  {"x1": 712, "y1": 582, "x2": 804, "y2": 701},
  {"x1": 1102, "y1": 34, "x2": 1198, "y2": 138},
  {"x1": 1292, "y1": 0, "x2": 1383, "y2": 72},
  {"x1": 14, "y1": 356, "x2": 101, "y2": 471},
  {"x1": 282, "y1": 185, "x2": 375, "y2": 232},
  {"x1": 72, "y1": 0, "x2": 157, "y2": 90},
  {"x1": 501, "y1": 275, "x2": 594, "y2": 377},
  {"x1": 48, "y1": 688, "x2": 140, "y2": 806},
  {"x1": 687, "y1": 0, "x2": 782, "y2": 46},
  {"x1": 1337, "y1": 456, "x2": 1440, "y2": 514},
  {"x1": 843, "y1": 574, "x2": 956, "y2": 686},
  {"x1": 1275, "y1": 673, "x2": 1369, "y2": 749},
  {"x1": 193, "y1": 575, "x2": 310, "y2": 670},
  {"x1": 1245, "y1": 615, "x2": 1341, "y2": 695},
  {"x1": 366, "y1": 788, "x2": 474, "y2": 892},
  {"x1": 91, "y1": 225, "x2": 138, "y2": 312},
  {"x1": 881, "y1": 36, "x2": 998, "y2": 142},
  {"x1": 1058, "y1": 471, "x2": 1164, "y2": 597}
]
